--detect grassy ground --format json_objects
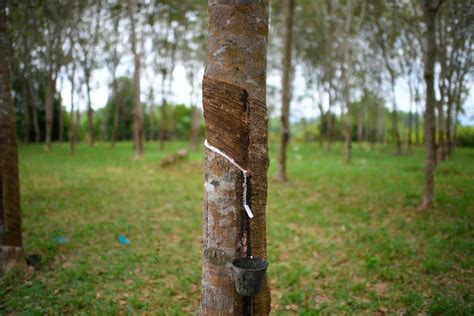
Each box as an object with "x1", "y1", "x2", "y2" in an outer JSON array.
[{"x1": 1, "y1": 141, "x2": 473, "y2": 315}]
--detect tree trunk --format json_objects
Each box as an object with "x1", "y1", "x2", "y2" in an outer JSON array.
[
  {"x1": 44, "y1": 75, "x2": 55, "y2": 151},
  {"x1": 201, "y1": 1, "x2": 270, "y2": 314},
  {"x1": 317, "y1": 102, "x2": 325, "y2": 148},
  {"x1": 277, "y1": 0, "x2": 294, "y2": 181},
  {"x1": 390, "y1": 83, "x2": 402, "y2": 155},
  {"x1": 69, "y1": 66, "x2": 76, "y2": 155},
  {"x1": 0, "y1": 0, "x2": 25, "y2": 273},
  {"x1": 159, "y1": 70, "x2": 167, "y2": 150},
  {"x1": 59, "y1": 102, "x2": 64, "y2": 144},
  {"x1": 149, "y1": 104, "x2": 155, "y2": 142},
  {"x1": 436, "y1": 100, "x2": 446, "y2": 161},
  {"x1": 28, "y1": 81, "x2": 41, "y2": 143},
  {"x1": 21, "y1": 79, "x2": 30, "y2": 144},
  {"x1": 127, "y1": 0, "x2": 143, "y2": 159},
  {"x1": 326, "y1": 91, "x2": 333, "y2": 150},
  {"x1": 408, "y1": 106, "x2": 413, "y2": 150},
  {"x1": 422, "y1": 0, "x2": 441, "y2": 209},
  {"x1": 111, "y1": 78, "x2": 120, "y2": 148},
  {"x1": 85, "y1": 72, "x2": 95, "y2": 146},
  {"x1": 415, "y1": 102, "x2": 420, "y2": 145}
]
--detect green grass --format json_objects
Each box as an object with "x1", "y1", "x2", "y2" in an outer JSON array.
[{"x1": 1, "y1": 141, "x2": 473, "y2": 315}]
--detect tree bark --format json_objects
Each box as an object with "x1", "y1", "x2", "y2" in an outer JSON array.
[
  {"x1": 201, "y1": 1, "x2": 270, "y2": 314},
  {"x1": 0, "y1": 0, "x2": 25, "y2": 274},
  {"x1": 277, "y1": 0, "x2": 294, "y2": 181},
  {"x1": 422, "y1": 0, "x2": 441, "y2": 209},
  {"x1": 127, "y1": 0, "x2": 144, "y2": 159}
]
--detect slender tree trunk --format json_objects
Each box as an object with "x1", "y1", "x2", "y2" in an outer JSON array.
[
  {"x1": 85, "y1": 73, "x2": 94, "y2": 146},
  {"x1": 127, "y1": 0, "x2": 143, "y2": 159},
  {"x1": 111, "y1": 78, "x2": 120, "y2": 148},
  {"x1": 159, "y1": 70, "x2": 166, "y2": 150},
  {"x1": 357, "y1": 107, "x2": 363, "y2": 143},
  {"x1": 76, "y1": 109, "x2": 81, "y2": 142},
  {"x1": 0, "y1": 0, "x2": 25, "y2": 273},
  {"x1": 415, "y1": 102, "x2": 420, "y2": 145},
  {"x1": 149, "y1": 105, "x2": 155, "y2": 142},
  {"x1": 44, "y1": 75, "x2": 56, "y2": 151},
  {"x1": 201, "y1": 1, "x2": 270, "y2": 314},
  {"x1": 408, "y1": 105, "x2": 413, "y2": 150},
  {"x1": 69, "y1": 66, "x2": 76, "y2": 155},
  {"x1": 422, "y1": 0, "x2": 441, "y2": 209},
  {"x1": 452, "y1": 104, "x2": 460, "y2": 150},
  {"x1": 59, "y1": 102, "x2": 64, "y2": 144},
  {"x1": 445, "y1": 90, "x2": 454, "y2": 156},
  {"x1": 278, "y1": 0, "x2": 294, "y2": 181},
  {"x1": 28, "y1": 81, "x2": 40, "y2": 143},
  {"x1": 436, "y1": 100, "x2": 446, "y2": 161},
  {"x1": 317, "y1": 102, "x2": 324, "y2": 148},
  {"x1": 21, "y1": 80, "x2": 30, "y2": 144},
  {"x1": 341, "y1": 0, "x2": 356, "y2": 164},
  {"x1": 390, "y1": 80, "x2": 401, "y2": 155},
  {"x1": 342, "y1": 63, "x2": 352, "y2": 163},
  {"x1": 326, "y1": 91, "x2": 333, "y2": 150}
]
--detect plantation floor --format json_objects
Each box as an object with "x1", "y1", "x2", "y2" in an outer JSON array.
[{"x1": 1, "y1": 141, "x2": 473, "y2": 315}]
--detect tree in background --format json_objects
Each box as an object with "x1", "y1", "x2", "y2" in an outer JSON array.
[
  {"x1": 201, "y1": 0, "x2": 270, "y2": 313},
  {"x1": 422, "y1": 0, "x2": 442, "y2": 209},
  {"x1": 0, "y1": 0, "x2": 25, "y2": 274},
  {"x1": 277, "y1": 0, "x2": 294, "y2": 181},
  {"x1": 127, "y1": 0, "x2": 144, "y2": 159}
]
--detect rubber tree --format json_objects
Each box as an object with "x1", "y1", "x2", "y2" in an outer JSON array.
[
  {"x1": 201, "y1": 0, "x2": 270, "y2": 314},
  {"x1": 277, "y1": 0, "x2": 294, "y2": 181},
  {"x1": 127, "y1": 0, "x2": 144, "y2": 159},
  {"x1": 422, "y1": 0, "x2": 442, "y2": 209},
  {"x1": 0, "y1": 0, "x2": 25, "y2": 274}
]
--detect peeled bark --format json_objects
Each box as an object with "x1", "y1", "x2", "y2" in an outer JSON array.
[
  {"x1": 127, "y1": 0, "x2": 144, "y2": 159},
  {"x1": 422, "y1": 0, "x2": 441, "y2": 209},
  {"x1": 201, "y1": 1, "x2": 270, "y2": 314},
  {"x1": 0, "y1": 0, "x2": 25, "y2": 274},
  {"x1": 277, "y1": 0, "x2": 294, "y2": 181}
]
